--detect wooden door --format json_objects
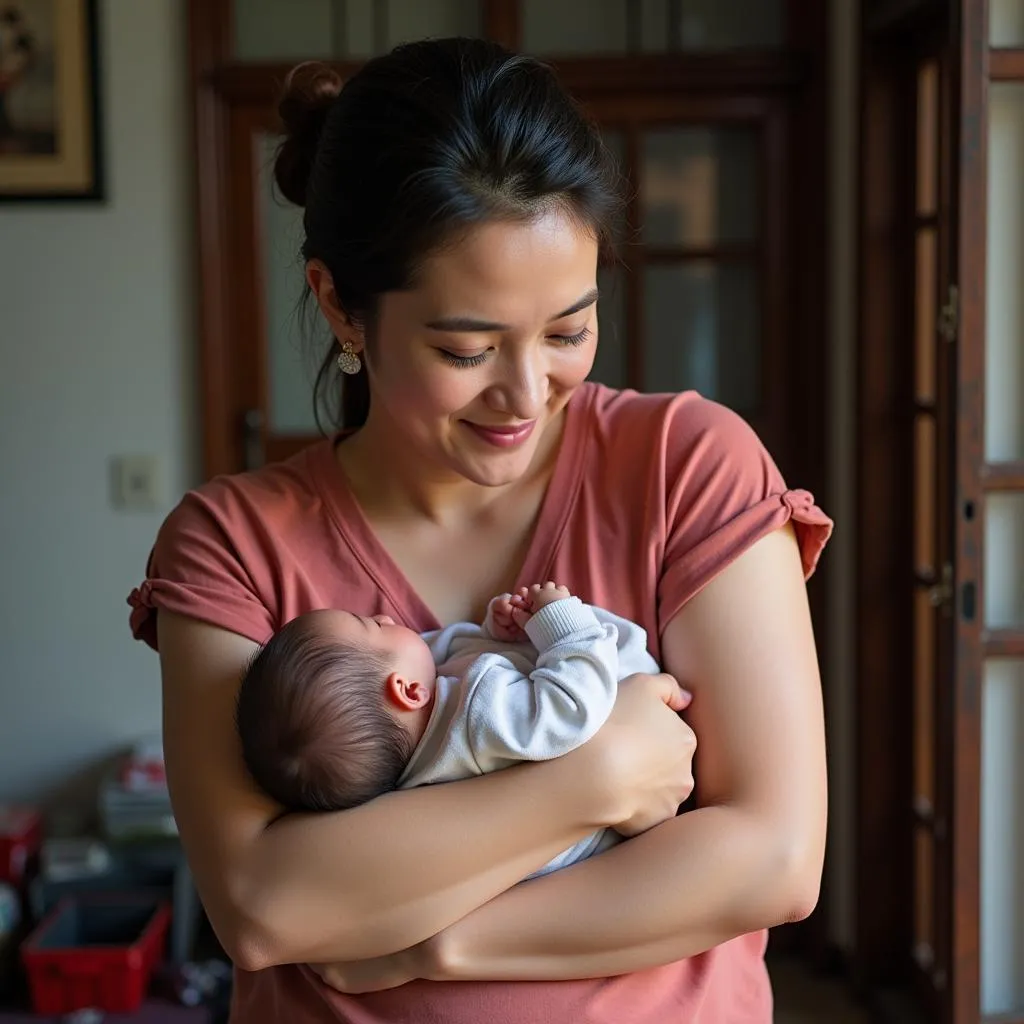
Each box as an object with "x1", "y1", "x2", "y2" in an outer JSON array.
[
  {"x1": 856, "y1": 1, "x2": 1024, "y2": 1021},
  {"x1": 909, "y1": 35, "x2": 958, "y2": 1021}
]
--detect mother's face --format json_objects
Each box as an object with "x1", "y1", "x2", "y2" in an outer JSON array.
[{"x1": 339, "y1": 209, "x2": 600, "y2": 488}]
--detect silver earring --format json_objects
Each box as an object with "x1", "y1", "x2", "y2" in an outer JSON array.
[{"x1": 337, "y1": 339, "x2": 362, "y2": 375}]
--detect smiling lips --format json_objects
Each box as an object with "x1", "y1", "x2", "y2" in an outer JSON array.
[{"x1": 463, "y1": 420, "x2": 537, "y2": 448}]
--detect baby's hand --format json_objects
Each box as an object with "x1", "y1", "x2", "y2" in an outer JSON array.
[
  {"x1": 489, "y1": 593, "x2": 529, "y2": 643},
  {"x1": 509, "y1": 582, "x2": 573, "y2": 628}
]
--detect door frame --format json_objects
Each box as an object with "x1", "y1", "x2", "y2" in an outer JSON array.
[{"x1": 853, "y1": 2, "x2": 989, "y2": 1021}]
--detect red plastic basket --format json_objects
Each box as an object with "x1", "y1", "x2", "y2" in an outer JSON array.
[
  {"x1": 0, "y1": 806, "x2": 41, "y2": 886},
  {"x1": 20, "y1": 894, "x2": 170, "y2": 1014}
]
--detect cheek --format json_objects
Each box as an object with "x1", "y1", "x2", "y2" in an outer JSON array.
[
  {"x1": 555, "y1": 340, "x2": 598, "y2": 386},
  {"x1": 378, "y1": 355, "x2": 480, "y2": 422}
]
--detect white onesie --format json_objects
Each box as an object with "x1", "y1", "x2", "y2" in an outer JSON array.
[{"x1": 397, "y1": 596, "x2": 660, "y2": 877}]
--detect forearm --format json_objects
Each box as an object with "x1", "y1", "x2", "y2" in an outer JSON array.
[
  {"x1": 432, "y1": 803, "x2": 822, "y2": 982},
  {"x1": 236, "y1": 754, "x2": 608, "y2": 968}
]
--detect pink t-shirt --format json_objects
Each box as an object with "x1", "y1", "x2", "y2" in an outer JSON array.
[{"x1": 129, "y1": 383, "x2": 832, "y2": 1024}]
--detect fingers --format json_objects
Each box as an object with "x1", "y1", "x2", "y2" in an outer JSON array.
[
  {"x1": 624, "y1": 671, "x2": 692, "y2": 711},
  {"x1": 664, "y1": 678, "x2": 693, "y2": 712},
  {"x1": 651, "y1": 671, "x2": 692, "y2": 712},
  {"x1": 519, "y1": 581, "x2": 573, "y2": 613},
  {"x1": 510, "y1": 605, "x2": 532, "y2": 629}
]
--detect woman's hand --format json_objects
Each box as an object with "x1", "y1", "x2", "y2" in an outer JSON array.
[
  {"x1": 576, "y1": 672, "x2": 696, "y2": 837},
  {"x1": 308, "y1": 941, "x2": 431, "y2": 994}
]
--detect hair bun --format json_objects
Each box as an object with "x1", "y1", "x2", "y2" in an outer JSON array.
[{"x1": 274, "y1": 62, "x2": 344, "y2": 208}]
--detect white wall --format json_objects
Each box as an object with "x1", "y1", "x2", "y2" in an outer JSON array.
[{"x1": 0, "y1": 0, "x2": 195, "y2": 812}]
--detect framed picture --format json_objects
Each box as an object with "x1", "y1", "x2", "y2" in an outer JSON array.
[{"x1": 0, "y1": 0, "x2": 103, "y2": 201}]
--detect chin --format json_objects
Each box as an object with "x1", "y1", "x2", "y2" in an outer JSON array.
[{"x1": 452, "y1": 447, "x2": 538, "y2": 488}]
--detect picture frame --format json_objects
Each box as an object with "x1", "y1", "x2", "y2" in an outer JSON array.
[{"x1": 0, "y1": 0, "x2": 103, "y2": 202}]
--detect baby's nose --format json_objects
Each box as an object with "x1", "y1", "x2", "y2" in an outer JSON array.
[{"x1": 372, "y1": 615, "x2": 395, "y2": 626}]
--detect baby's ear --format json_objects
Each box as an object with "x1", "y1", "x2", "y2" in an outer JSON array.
[
  {"x1": 405, "y1": 680, "x2": 432, "y2": 708},
  {"x1": 385, "y1": 673, "x2": 431, "y2": 711}
]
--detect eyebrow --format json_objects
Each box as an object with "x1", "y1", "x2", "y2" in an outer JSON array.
[{"x1": 424, "y1": 288, "x2": 599, "y2": 333}]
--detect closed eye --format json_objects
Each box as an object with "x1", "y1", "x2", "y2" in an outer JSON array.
[
  {"x1": 439, "y1": 349, "x2": 490, "y2": 368},
  {"x1": 550, "y1": 327, "x2": 593, "y2": 347}
]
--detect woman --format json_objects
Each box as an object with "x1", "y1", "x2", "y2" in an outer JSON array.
[{"x1": 129, "y1": 37, "x2": 832, "y2": 1023}]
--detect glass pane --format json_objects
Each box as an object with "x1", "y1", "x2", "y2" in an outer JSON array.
[
  {"x1": 233, "y1": 0, "x2": 481, "y2": 61},
  {"x1": 915, "y1": 229, "x2": 937, "y2": 403},
  {"x1": 642, "y1": 262, "x2": 758, "y2": 411},
  {"x1": 671, "y1": 0, "x2": 783, "y2": 50},
  {"x1": 914, "y1": 415, "x2": 936, "y2": 574},
  {"x1": 591, "y1": 267, "x2": 628, "y2": 389},
  {"x1": 991, "y1": 0, "x2": 1024, "y2": 46},
  {"x1": 914, "y1": 827, "x2": 934, "y2": 963},
  {"x1": 985, "y1": 494, "x2": 1024, "y2": 629},
  {"x1": 916, "y1": 61, "x2": 939, "y2": 216},
  {"x1": 523, "y1": 0, "x2": 630, "y2": 55},
  {"x1": 258, "y1": 135, "x2": 320, "y2": 435},
  {"x1": 981, "y1": 660, "x2": 1024, "y2": 1015},
  {"x1": 986, "y1": 84, "x2": 1024, "y2": 461},
  {"x1": 384, "y1": 0, "x2": 482, "y2": 49},
  {"x1": 913, "y1": 589, "x2": 935, "y2": 812},
  {"x1": 233, "y1": 0, "x2": 335, "y2": 61},
  {"x1": 641, "y1": 128, "x2": 758, "y2": 247},
  {"x1": 640, "y1": 0, "x2": 670, "y2": 51}
]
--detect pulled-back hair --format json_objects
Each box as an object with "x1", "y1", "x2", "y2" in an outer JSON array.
[
  {"x1": 273, "y1": 36, "x2": 623, "y2": 431},
  {"x1": 236, "y1": 615, "x2": 414, "y2": 812}
]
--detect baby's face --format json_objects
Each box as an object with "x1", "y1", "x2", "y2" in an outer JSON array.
[{"x1": 315, "y1": 610, "x2": 437, "y2": 690}]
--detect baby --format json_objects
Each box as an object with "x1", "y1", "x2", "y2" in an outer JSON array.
[{"x1": 236, "y1": 583, "x2": 663, "y2": 877}]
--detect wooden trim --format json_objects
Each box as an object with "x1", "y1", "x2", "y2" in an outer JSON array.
[
  {"x1": 865, "y1": 0, "x2": 945, "y2": 36},
  {"x1": 982, "y1": 631, "x2": 1024, "y2": 659},
  {"x1": 551, "y1": 53, "x2": 810, "y2": 94},
  {"x1": 188, "y1": 0, "x2": 234, "y2": 479},
  {"x1": 210, "y1": 53, "x2": 809, "y2": 106},
  {"x1": 854, "y1": 30, "x2": 916, "y2": 989},
  {"x1": 761, "y1": 99, "x2": 791, "y2": 466},
  {"x1": 643, "y1": 244, "x2": 760, "y2": 262},
  {"x1": 989, "y1": 49, "x2": 1024, "y2": 81},
  {"x1": 623, "y1": 124, "x2": 643, "y2": 388},
  {"x1": 482, "y1": 0, "x2": 520, "y2": 50},
  {"x1": 768, "y1": 0, "x2": 830, "y2": 962},
  {"x1": 951, "y1": 0, "x2": 986, "y2": 1019},
  {"x1": 265, "y1": 436, "x2": 321, "y2": 465},
  {"x1": 980, "y1": 461, "x2": 1024, "y2": 490}
]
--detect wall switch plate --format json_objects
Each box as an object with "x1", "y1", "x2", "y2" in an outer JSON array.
[{"x1": 112, "y1": 454, "x2": 162, "y2": 510}]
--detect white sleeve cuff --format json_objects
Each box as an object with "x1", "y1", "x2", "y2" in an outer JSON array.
[{"x1": 524, "y1": 597, "x2": 602, "y2": 650}]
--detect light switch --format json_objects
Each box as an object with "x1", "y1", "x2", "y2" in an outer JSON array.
[{"x1": 112, "y1": 454, "x2": 162, "y2": 510}]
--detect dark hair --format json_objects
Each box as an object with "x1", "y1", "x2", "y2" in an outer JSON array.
[
  {"x1": 236, "y1": 615, "x2": 414, "y2": 813},
  {"x1": 273, "y1": 37, "x2": 623, "y2": 431}
]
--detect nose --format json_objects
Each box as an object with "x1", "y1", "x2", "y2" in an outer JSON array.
[
  {"x1": 372, "y1": 615, "x2": 395, "y2": 626},
  {"x1": 487, "y1": 346, "x2": 547, "y2": 419}
]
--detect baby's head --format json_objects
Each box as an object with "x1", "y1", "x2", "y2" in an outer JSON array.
[{"x1": 236, "y1": 610, "x2": 437, "y2": 813}]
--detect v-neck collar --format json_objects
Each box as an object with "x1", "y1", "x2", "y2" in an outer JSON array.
[{"x1": 309, "y1": 384, "x2": 595, "y2": 631}]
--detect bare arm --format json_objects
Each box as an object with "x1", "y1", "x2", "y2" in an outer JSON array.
[
  {"x1": 157, "y1": 611, "x2": 622, "y2": 971},
  {"x1": 428, "y1": 525, "x2": 828, "y2": 980}
]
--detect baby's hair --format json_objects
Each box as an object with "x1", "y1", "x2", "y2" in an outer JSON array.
[{"x1": 236, "y1": 615, "x2": 414, "y2": 812}]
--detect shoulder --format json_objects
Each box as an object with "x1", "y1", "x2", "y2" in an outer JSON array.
[
  {"x1": 578, "y1": 383, "x2": 772, "y2": 489},
  {"x1": 157, "y1": 442, "x2": 330, "y2": 553},
  {"x1": 129, "y1": 441, "x2": 338, "y2": 650},
  {"x1": 571, "y1": 385, "x2": 832, "y2": 623}
]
